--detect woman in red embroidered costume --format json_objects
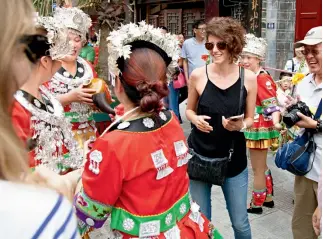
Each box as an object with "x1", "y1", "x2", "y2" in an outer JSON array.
[
  {"x1": 11, "y1": 16, "x2": 83, "y2": 174},
  {"x1": 45, "y1": 7, "x2": 113, "y2": 149},
  {"x1": 74, "y1": 22, "x2": 222, "y2": 239},
  {"x1": 241, "y1": 34, "x2": 281, "y2": 214}
]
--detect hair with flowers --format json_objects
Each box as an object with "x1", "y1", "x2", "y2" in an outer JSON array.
[{"x1": 107, "y1": 21, "x2": 181, "y2": 82}]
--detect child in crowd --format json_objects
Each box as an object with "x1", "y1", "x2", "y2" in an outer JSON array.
[{"x1": 277, "y1": 72, "x2": 292, "y2": 113}]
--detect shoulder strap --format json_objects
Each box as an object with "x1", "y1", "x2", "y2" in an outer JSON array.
[
  {"x1": 228, "y1": 67, "x2": 245, "y2": 159},
  {"x1": 238, "y1": 67, "x2": 245, "y2": 115},
  {"x1": 291, "y1": 59, "x2": 295, "y2": 72},
  {"x1": 314, "y1": 99, "x2": 322, "y2": 120},
  {"x1": 205, "y1": 64, "x2": 210, "y2": 80}
]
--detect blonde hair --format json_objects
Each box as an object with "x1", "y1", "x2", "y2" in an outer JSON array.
[{"x1": 0, "y1": 0, "x2": 35, "y2": 181}]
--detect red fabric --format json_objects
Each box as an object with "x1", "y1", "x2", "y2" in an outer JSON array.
[
  {"x1": 11, "y1": 99, "x2": 71, "y2": 169},
  {"x1": 93, "y1": 46, "x2": 99, "y2": 67},
  {"x1": 12, "y1": 100, "x2": 31, "y2": 143},
  {"x1": 11, "y1": 100, "x2": 35, "y2": 167},
  {"x1": 252, "y1": 190, "x2": 267, "y2": 207},
  {"x1": 82, "y1": 114, "x2": 211, "y2": 238},
  {"x1": 252, "y1": 73, "x2": 278, "y2": 130},
  {"x1": 266, "y1": 173, "x2": 274, "y2": 196}
]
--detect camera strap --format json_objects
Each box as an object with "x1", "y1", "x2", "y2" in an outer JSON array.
[{"x1": 314, "y1": 99, "x2": 322, "y2": 120}]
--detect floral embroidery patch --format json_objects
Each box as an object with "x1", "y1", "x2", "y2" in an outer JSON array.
[
  {"x1": 159, "y1": 112, "x2": 167, "y2": 121},
  {"x1": 117, "y1": 121, "x2": 130, "y2": 130},
  {"x1": 179, "y1": 203, "x2": 187, "y2": 215},
  {"x1": 75, "y1": 190, "x2": 112, "y2": 221},
  {"x1": 123, "y1": 218, "x2": 135, "y2": 231},
  {"x1": 262, "y1": 97, "x2": 277, "y2": 108},
  {"x1": 143, "y1": 118, "x2": 155, "y2": 128},
  {"x1": 33, "y1": 99, "x2": 42, "y2": 108},
  {"x1": 165, "y1": 213, "x2": 173, "y2": 226}
]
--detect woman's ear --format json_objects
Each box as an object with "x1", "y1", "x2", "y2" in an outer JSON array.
[
  {"x1": 39, "y1": 56, "x2": 50, "y2": 69},
  {"x1": 115, "y1": 76, "x2": 122, "y2": 93}
]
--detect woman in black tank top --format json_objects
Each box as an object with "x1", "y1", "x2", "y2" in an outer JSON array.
[{"x1": 186, "y1": 18, "x2": 257, "y2": 239}]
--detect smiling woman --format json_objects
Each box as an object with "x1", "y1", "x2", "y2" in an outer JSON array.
[{"x1": 186, "y1": 17, "x2": 257, "y2": 239}]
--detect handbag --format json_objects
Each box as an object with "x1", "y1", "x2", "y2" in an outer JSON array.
[
  {"x1": 187, "y1": 67, "x2": 245, "y2": 186},
  {"x1": 173, "y1": 70, "x2": 186, "y2": 89},
  {"x1": 275, "y1": 99, "x2": 322, "y2": 176}
]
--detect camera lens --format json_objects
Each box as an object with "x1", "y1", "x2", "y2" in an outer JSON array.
[{"x1": 283, "y1": 109, "x2": 301, "y2": 128}]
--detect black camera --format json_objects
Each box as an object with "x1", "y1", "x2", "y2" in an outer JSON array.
[{"x1": 283, "y1": 101, "x2": 312, "y2": 128}]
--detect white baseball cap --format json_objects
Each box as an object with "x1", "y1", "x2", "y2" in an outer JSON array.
[{"x1": 294, "y1": 26, "x2": 322, "y2": 48}]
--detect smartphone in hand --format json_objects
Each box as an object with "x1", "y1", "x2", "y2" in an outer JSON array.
[{"x1": 228, "y1": 114, "x2": 244, "y2": 122}]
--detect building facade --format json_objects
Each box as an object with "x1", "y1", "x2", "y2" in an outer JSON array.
[{"x1": 82, "y1": 0, "x2": 320, "y2": 77}]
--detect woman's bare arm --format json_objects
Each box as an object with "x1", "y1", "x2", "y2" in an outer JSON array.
[{"x1": 244, "y1": 69, "x2": 257, "y2": 128}]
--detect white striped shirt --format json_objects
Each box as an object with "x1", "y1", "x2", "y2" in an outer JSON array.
[{"x1": 0, "y1": 180, "x2": 80, "y2": 239}]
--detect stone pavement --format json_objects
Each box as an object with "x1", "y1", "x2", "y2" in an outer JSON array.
[{"x1": 179, "y1": 102, "x2": 294, "y2": 239}]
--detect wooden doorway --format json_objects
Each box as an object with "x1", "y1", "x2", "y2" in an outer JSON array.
[{"x1": 295, "y1": 0, "x2": 322, "y2": 41}]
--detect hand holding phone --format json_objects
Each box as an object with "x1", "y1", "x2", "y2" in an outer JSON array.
[
  {"x1": 228, "y1": 114, "x2": 244, "y2": 122},
  {"x1": 222, "y1": 114, "x2": 245, "y2": 132}
]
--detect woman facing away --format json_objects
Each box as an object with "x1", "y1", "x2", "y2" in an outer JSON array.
[
  {"x1": 11, "y1": 16, "x2": 83, "y2": 175},
  {"x1": 240, "y1": 34, "x2": 281, "y2": 214},
  {"x1": 73, "y1": 22, "x2": 222, "y2": 239},
  {"x1": 46, "y1": 7, "x2": 113, "y2": 148},
  {"x1": 0, "y1": 0, "x2": 79, "y2": 238},
  {"x1": 186, "y1": 17, "x2": 257, "y2": 239}
]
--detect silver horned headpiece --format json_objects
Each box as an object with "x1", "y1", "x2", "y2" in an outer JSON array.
[
  {"x1": 53, "y1": 7, "x2": 92, "y2": 40},
  {"x1": 36, "y1": 16, "x2": 73, "y2": 60},
  {"x1": 107, "y1": 21, "x2": 180, "y2": 82},
  {"x1": 242, "y1": 33, "x2": 267, "y2": 59}
]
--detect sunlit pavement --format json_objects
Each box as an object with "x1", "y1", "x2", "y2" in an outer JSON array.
[{"x1": 179, "y1": 101, "x2": 294, "y2": 239}]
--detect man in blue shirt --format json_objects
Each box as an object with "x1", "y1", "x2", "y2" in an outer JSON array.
[{"x1": 181, "y1": 20, "x2": 209, "y2": 82}]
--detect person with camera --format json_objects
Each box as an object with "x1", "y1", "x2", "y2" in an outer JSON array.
[{"x1": 285, "y1": 26, "x2": 322, "y2": 239}]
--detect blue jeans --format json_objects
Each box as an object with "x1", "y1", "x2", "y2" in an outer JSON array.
[
  {"x1": 167, "y1": 82, "x2": 181, "y2": 121},
  {"x1": 190, "y1": 167, "x2": 251, "y2": 239}
]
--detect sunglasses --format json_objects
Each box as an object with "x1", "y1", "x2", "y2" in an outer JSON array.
[
  {"x1": 19, "y1": 34, "x2": 50, "y2": 63},
  {"x1": 205, "y1": 41, "x2": 227, "y2": 51},
  {"x1": 301, "y1": 49, "x2": 321, "y2": 57}
]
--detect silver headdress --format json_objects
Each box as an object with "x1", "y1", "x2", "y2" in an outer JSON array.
[
  {"x1": 53, "y1": 7, "x2": 92, "y2": 40},
  {"x1": 36, "y1": 16, "x2": 73, "y2": 60},
  {"x1": 107, "y1": 21, "x2": 180, "y2": 81},
  {"x1": 242, "y1": 33, "x2": 267, "y2": 59}
]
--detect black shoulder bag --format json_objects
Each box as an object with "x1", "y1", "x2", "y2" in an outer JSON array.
[{"x1": 187, "y1": 67, "x2": 245, "y2": 186}]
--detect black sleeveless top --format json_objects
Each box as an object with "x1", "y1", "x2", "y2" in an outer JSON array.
[{"x1": 188, "y1": 66, "x2": 248, "y2": 177}]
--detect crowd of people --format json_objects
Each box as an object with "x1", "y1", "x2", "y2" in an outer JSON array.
[{"x1": 0, "y1": 0, "x2": 322, "y2": 239}]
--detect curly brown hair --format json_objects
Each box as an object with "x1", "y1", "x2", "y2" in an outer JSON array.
[{"x1": 206, "y1": 17, "x2": 246, "y2": 63}]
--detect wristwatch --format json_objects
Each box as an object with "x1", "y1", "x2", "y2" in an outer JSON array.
[{"x1": 240, "y1": 121, "x2": 247, "y2": 132}]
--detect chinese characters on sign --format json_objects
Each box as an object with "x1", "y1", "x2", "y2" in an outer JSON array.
[{"x1": 248, "y1": 0, "x2": 262, "y2": 36}]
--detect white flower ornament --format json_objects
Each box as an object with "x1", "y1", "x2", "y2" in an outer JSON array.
[{"x1": 106, "y1": 21, "x2": 180, "y2": 82}]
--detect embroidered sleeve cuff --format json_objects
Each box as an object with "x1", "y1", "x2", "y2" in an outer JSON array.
[
  {"x1": 261, "y1": 97, "x2": 279, "y2": 115},
  {"x1": 74, "y1": 188, "x2": 113, "y2": 229},
  {"x1": 263, "y1": 106, "x2": 280, "y2": 115}
]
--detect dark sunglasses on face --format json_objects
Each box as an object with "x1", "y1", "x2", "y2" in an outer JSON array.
[
  {"x1": 19, "y1": 34, "x2": 50, "y2": 63},
  {"x1": 197, "y1": 27, "x2": 206, "y2": 32},
  {"x1": 205, "y1": 41, "x2": 227, "y2": 51},
  {"x1": 301, "y1": 48, "x2": 321, "y2": 57}
]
